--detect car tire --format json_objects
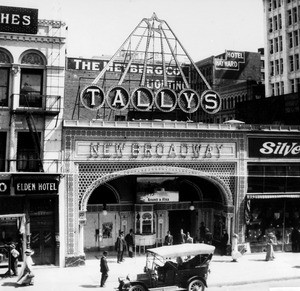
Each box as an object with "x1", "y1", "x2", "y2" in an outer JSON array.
[
  {"x1": 187, "y1": 278, "x2": 205, "y2": 291},
  {"x1": 128, "y1": 284, "x2": 146, "y2": 291}
]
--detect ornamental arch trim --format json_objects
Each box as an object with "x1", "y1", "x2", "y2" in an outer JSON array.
[
  {"x1": 79, "y1": 165, "x2": 233, "y2": 212},
  {"x1": 19, "y1": 49, "x2": 47, "y2": 66}
]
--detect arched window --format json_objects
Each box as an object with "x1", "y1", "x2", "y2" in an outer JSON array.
[
  {"x1": 19, "y1": 51, "x2": 46, "y2": 107},
  {"x1": 0, "y1": 48, "x2": 13, "y2": 107}
]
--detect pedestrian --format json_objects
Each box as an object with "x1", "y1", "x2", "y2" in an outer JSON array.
[
  {"x1": 204, "y1": 228, "x2": 213, "y2": 245},
  {"x1": 100, "y1": 251, "x2": 109, "y2": 287},
  {"x1": 125, "y1": 229, "x2": 134, "y2": 258},
  {"x1": 115, "y1": 231, "x2": 126, "y2": 263},
  {"x1": 16, "y1": 248, "x2": 35, "y2": 286},
  {"x1": 265, "y1": 232, "x2": 277, "y2": 261},
  {"x1": 9, "y1": 243, "x2": 20, "y2": 276},
  {"x1": 220, "y1": 229, "x2": 229, "y2": 256},
  {"x1": 231, "y1": 233, "x2": 242, "y2": 262},
  {"x1": 180, "y1": 229, "x2": 186, "y2": 244},
  {"x1": 199, "y1": 222, "x2": 206, "y2": 242},
  {"x1": 186, "y1": 232, "x2": 193, "y2": 243},
  {"x1": 164, "y1": 231, "x2": 173, "y2": 246},
  {"x1": 291, "y1": 227, "x2": 299, "y2": 252}
]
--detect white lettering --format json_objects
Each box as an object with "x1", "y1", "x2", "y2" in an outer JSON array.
[{"x1": 112, "y1": 90, "x2": 125, "y2": 107}]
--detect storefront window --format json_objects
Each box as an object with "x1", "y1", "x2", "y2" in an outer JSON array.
[
  {"x1": 248, "y1": 164, "x2": 300, "y2": 193},
  {"x1": 246, "y1": 199, "x2": 300, "y2": 246}
]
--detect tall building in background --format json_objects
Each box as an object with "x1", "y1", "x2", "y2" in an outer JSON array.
[{"x1": 263, "y1": 0, "x2": 300, "y2": 97}]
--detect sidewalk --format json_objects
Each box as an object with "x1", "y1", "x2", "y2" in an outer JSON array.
[{"x1": 1, "y1": 251, "x2": 300, "y2": 290}]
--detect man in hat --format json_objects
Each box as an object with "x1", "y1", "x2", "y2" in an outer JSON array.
[
  {"x1": 17, "y1": 249, "x2": 35, "y2": 286},
  {"x1": 100, "y1": 251, "x2": 109, "y2": 287}
]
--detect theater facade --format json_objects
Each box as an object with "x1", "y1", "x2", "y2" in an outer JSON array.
[{"x1": 61, "y1": 14, "x2": 300, "y2": 266}]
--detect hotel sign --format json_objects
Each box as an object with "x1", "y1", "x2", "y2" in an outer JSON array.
[
  {"x1": 215, "y1": 50, "x2": 245, "y2": 71},
  {"x1": 0, "y1": 6, "x2": 38, "y2": 34},
  {"x1": 76, "y1": 141, "x2": 236, "y2": 160},
  {"x1": 14, "y1": 179, "x2": 59, "y2": 194}
]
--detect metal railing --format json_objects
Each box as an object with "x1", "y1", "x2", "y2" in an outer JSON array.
[{"x1": 10, "y1": 94, "x2": 61, "y2": 114}]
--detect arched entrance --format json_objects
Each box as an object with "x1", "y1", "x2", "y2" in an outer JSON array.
[{"x1": 79, "y1": 166, "x2": 234, "y2": 254}]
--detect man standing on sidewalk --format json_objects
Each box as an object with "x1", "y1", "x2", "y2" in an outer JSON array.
[{"x1": 100, "y1": 251, "x2": 109, "y2": 287}]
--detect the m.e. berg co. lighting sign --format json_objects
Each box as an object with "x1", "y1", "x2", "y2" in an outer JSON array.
[{"x1": 0, "y1": 5, "x2": 38, "y2": 34}]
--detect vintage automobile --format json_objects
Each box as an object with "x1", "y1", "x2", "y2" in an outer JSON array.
[{"x1": 118, "y1": 243, "x2": 215, "y2": 291}]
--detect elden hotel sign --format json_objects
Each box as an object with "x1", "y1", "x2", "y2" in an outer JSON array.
[{"x1": 0, "y1": 6, "x2": 38, "y2": 34}]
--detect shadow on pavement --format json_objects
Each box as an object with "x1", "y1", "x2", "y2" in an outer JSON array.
[{"x1": 80, "y1": 285, "x2": 100, "y2": 288}]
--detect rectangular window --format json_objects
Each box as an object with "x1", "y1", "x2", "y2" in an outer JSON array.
[
  {"x1": 295, "y1": 54, "x2": 300, "y2": 70},
  {"x1": 291, "y1": 79, "x2": 295, "y2": 93},
  {"x1": 248, "y1": 164, "x2": 300, "y2": 193},
  {"x1": 280, "y1": 58, "x2": 283, "y2": 73},
  {"x1": 0, "y1": 68, "x2": 9, "y2": 107},
  {"x1": 275, "y1": 37, "x2": 279, "y2": 52},
  {"x1": 269, "y1": 18, "x2": 273, "y2": 32},
  {"x1": 271, "y1": 83, "x2": 275, "y2": 96},
  {"x1": 279, "y1": 36, "x2": 283, "y2": 51},
  {"x1": 273, "y1": 0, "x2": 277, "y2": 9},
  {"x1": 280, "y1": 81, "x2": 284, "y2": 94},
  {"x1": 270, "y1": 39, "x2": 274, "y2": 54},
  {"x1": 290, "y1": 55, "x2": 294, "y2": 71},
  {"x1": 270, "y1": 61, "x2": 274, "y2": 75},
  {"x1": 17, "y1": 132, "x2": 42, "y2": 172},
  {"x1": 275, "y1": 59, "x2": 279, "y2": 74},
  {"x1": 274, "y1": 15, "x2": 278, "y2": 30},
  {"x1": 278, "y1": 14, "x2": 282, "y2": 29},
  {"x1": 0, "y1": 132, "x2": 7, "y2": 171},
  {"x1": 293, "y1": 7, "x2": 298, "y2": 23},
  {"x1": 294, "y1": 30, "x2": 299, "y2": 47},
  {"x1": 288, "y1": 9, "x2": 292, "y2": 25},
  {"x1": 289, "y1": 32, "x2": 293, "y2": 48},
  {"x1": 20, "y1": 69, "x2": 43, "y2": 108}
]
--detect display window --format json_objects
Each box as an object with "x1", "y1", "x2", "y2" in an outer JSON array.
[{"x1": 245, "y1": 198, "x2": 300, "y2": 246}]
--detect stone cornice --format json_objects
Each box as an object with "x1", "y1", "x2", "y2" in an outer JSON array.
[{"x1": 0, "y1": 33, "x2": 66, "y2": 43}]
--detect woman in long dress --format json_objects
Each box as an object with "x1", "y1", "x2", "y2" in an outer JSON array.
[
  {"x1": 265, "y1": 232, "x2": 276, "y2": 261},
  {"x1": 231, "y1": 233, "x2": 242, "y2": 262},
  {"x1": 16, "y1": 248, "x2": 35, "y2": 286}
]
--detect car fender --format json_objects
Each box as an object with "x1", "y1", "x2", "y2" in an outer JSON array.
[
  {"x1": 186, "y1": 276, "x2": 207, "y2": 288},
  {"x1": 129, "y1": 281, "x2": 149, "y2": 290}
]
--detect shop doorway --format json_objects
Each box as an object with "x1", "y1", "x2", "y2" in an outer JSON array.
[{"x1": 168, "y1": 210, "x2": 195, "y2": 244}]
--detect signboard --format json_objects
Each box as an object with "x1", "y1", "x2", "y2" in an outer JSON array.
[
  {"x1": 214, "y1": 50, "x2": 261, "y2": 81},
  {"x1": 14, "y1": 178, "x2": 59, "y2": 194},
  {"x1": 248, "y1": 137, "x2": 300, "y2": 158},
  {"x1": 0, "y1": 6, "x2": 38, "y2": 34},
  {"x1": 0, "y1": 180, "x2": 10, "y2": 195},
  {"x1": 76, "y1": 141, "x2": 236, "y2": 160},
  {"x1": 136, "y1": 176, "x2": 179, "y2": 203}
]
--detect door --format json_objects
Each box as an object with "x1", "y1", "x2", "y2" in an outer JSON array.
[
  {"x1": 30, "y1": 228, "x2": 55, "y2": 265},
  {"x1": 168, "y1": 210, "x2": 193, "y2": 244}
]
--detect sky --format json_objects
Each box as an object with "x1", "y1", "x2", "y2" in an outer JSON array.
[{"x1": 2, "y1": 0, "x2": 264, "y2": 61}]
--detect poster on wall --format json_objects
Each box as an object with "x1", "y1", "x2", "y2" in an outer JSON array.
[{"x1": 102, "y1": 222, "x2": 113, "y2": 238}]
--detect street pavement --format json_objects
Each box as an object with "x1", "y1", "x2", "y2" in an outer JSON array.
[{"x1": 1, "y1": 251, "x2": 300, "y2": 290}]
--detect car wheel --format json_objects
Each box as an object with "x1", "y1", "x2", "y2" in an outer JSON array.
[
  {"x1": 187, "y1": 278, "x2": 205, "y2": 291},
  {"x1": 128, "y1": 284, "x2": 146, "y2": 291}
]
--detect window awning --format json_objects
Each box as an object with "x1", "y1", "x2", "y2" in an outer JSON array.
[{"x1": 247, "y1": 194, "x2": 300, "y2": 199}]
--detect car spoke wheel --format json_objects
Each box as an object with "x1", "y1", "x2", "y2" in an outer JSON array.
[
  {"x1": 129, "y1": 284, "x2": 146, "y2": 291},
  {"x1": 188, "y1": 279, "x2": 205, "y2": 291}
]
